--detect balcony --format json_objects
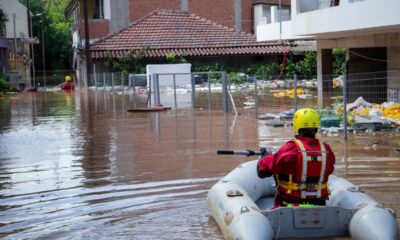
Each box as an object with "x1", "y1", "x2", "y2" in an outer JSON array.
[
  {"x1": 257, "y1": 0, "x2": 400, "y2": 42},
  {"x1": 293, "y1": 0, "x2": 400, "y2": 38}
]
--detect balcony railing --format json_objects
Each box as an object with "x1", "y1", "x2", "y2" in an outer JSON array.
[{"x1": 297, "y1": 0, "x2": 367, "y2": 13}]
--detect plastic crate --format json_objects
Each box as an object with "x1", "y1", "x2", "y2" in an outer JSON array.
[{"x1": 320, "y1": 117, "x2": 340, "y2": 128}]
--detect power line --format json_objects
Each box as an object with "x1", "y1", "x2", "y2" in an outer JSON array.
[{"x1": 349, "y1": 50, "x2": 388, "y2": 62}]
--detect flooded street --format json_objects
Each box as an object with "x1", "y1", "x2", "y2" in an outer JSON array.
[{"x1": 1, "y1": 90, "x2": 399, "y2": 239}]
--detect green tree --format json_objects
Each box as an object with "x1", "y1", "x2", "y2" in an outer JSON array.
[
  {"x1": 165, "y1": 53, "x2": 187, "y2": 64},
  {"x1": 21, "y1": 0, "x2": 72, "y2": 70},
  {"x1": 105, "y1": 46, "x2": 150, "y2": 75},
  {"x1": 333, "y1": 49, "x2": 346, "y2": 76},
  {"x1": 0, "y1": 9, "x2": 8, "y2": 37},
  {"x1": 295, "y1": 52, "x2": 317, "y2": 78}
]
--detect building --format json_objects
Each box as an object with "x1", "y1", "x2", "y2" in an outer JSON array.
[
  {"x1": 0, "y1": 0, "x2": 36, "y2": 89},
  {"x1": 0, "y1": 8, "x2": 8, "y2": 74},
  {"x1": 257, "y1": 0, "x2": 400, "y2": 105},
  {"x1": 65, "y1": 0, "x2": 295, "y2": 87},
  {"x1": 90, "y1": 10, "x2": 292, "y2": 71}
]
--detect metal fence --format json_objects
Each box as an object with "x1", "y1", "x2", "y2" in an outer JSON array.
[
  {"x1": 34, "y1": 70, "x2": 73, "y2": 88},
  {"x1": 254, "y1": 70, "x2": 400, "y2": 139},
  {"x1": 87, "y1": 71, "x2": 232, "y2": 112},
  {"x1": 86, "y1": 70, "x2": 400, "y2": 138}
]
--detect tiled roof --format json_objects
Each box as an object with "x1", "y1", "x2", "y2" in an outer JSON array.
[{"x1": 90, "y1": 10, "x2": 289, "y2": 59}]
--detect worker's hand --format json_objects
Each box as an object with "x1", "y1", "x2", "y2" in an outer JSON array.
[
  {"x1": 259, "y1": 147, "x2": 268, "y2": 157},
  {"x1": 245, "y1": 150, "x2": 256, "y2": 156}
]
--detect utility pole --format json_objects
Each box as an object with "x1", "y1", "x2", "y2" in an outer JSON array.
[
  {"x1": 13, "y1": 13, "x2": 18, "y2": 76},
  {"x1": 279, "y1": 0, "x2": 282, "y2": 41},
  {"x1": 83, "y1": 0, "x2": 90, "y2": 88},
  {"x1": 27, "y1": 0, "x2": 35, "y2": 87},
  {"x1": 41, "y1": 14, "x2": 46, "y2": 88}
]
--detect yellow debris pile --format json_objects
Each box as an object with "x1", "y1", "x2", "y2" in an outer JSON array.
[
  {"x1": 382, "y1": 104, "x2": 400, "y2": 119},
  {"x1": 332, "y1": 77, "x2": 343, "y2": 89},
  {"x1": 273, "y1": 88, "x2": 305, "y2": 99},
  {"x1": 335, "y1": 102, "x2": 400, "y2": 120}
]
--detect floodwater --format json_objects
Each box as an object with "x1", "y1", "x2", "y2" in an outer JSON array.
[{"x1": 0, "y1": 90, "x2": 399, "y2": 239}]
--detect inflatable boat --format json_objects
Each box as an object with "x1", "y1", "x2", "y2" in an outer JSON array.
[{"x1": 207, "y1": 151, "x2": 398, "y2": 240}]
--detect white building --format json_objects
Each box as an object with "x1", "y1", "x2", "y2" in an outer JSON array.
[
  {"x1": 256, "y1": 0, "x2": 400, "y2": 105},
  {"x1": 0, "y1": 0, "x2": 34, "y2": 88}
]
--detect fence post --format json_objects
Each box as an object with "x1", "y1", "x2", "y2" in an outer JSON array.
[
  {"x1": 254, "y1": 75, "x2": 258, "y2": 118},
  {"x1": 91, "y1": 63, "x2": 96, "y2": 89},
  {"x1": 191, "y1": 73, "x2": 196, "y2": 109},
  {"x1": 111, "y1": 73, "x2": 115, "y2": 93},
  {"x1": 103, "y1": 72, "x2": 106, "y2": 91},
  {"x1": 153, "y1": 74, "x2": 160, "y2": 106},
  {"x1": 222, "y1": 71, "x2": 230, "y2": 113},
  {"x1": 94, "y1": 73, "x2": 97, "y2": 91},
  {"x1": 343, "y1": 64, "x2": 348, "y2": 141},
  {"x1": 122, "y1": 73, "x2": 125, "y2": 96},
  {"x1": 148, "y1": 75, "x2": 152, "y2": 107},
  {"x1": 133, "y1": 74, "x2": 136, "y2": 108},
  {"x1": 207, "y1": 73, "x2": 212, "y2": 110},
  {"x1": 294, "y1": 74, "x2": 298, "y2": 112},
  {"x1": 173, "y1": 74, "x2": 177, "y2": 109}
]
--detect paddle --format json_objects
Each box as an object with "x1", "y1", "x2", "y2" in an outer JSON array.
[{"x1": 217, "y1": 148, "x2": 269, "y2": 157}]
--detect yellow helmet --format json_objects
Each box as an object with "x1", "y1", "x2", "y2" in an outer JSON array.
[
  {"x1": 65, "y1": 76, "x2": 72, "y2": 82},
  {"x1": 293, "y1": 108, "x2": 320, "y2": 133}
]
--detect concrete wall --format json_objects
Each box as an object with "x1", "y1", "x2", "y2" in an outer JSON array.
[
  {"x1": 0, "y1": 0, "x2": 29, "y2": 39},
  {"x1": 110, "y1": 0, "x2": 129, "y2": 33},
  {"x1": 292, "y1": 0, "x2": 400, "y2": 37}
]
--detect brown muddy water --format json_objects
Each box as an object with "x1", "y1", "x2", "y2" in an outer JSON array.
[{"x1": 0, "y1": 90, "x2": 399, "y2": 240}]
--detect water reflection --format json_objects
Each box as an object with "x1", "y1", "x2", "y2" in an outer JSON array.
[
  {"x1": 0, "y1": 91, "x2": 258, "y2": 239},
  {"x1": 0, "y1": 90, "x2": 399, "y2": 239}
]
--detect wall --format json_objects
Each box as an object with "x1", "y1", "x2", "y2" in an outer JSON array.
[
  {"x1": 128, "y1": 0, "x2": 258, "y2": 33},
  {"x1": 0, "y1": 0, "x2": 29, "y2": 39},
  {"x1": 80, "y1": 19, "x2": 110, "y2": 40},
  {"x1": 292, "y1": 0, "x2": 400, "y2": 37},
  {"x1": 130, "y1": 0, "x2": 180, "y2": 22},
  {"x1": 110, "y1": 0, "x2": 129, "y2": 33}
]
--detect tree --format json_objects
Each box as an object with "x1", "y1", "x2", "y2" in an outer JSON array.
[
  {"x1": 20, "y1": 0, "x2": 72, "y2": 70},
  {"x1": 333, "y1": 49, "x2": 346, "y2": 76},
  {"x1": 105, "y1": 46, "x2": 150, "y2": 75},
  {"x1": 0, "y1": 9, "x2": 8, "y2": 37}
]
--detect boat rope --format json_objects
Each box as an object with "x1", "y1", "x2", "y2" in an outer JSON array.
[
  {"x1": 228, "y1": 89, "x2": 238, "y2": 135},
  {"x1": 278, "y1": 42, "x2": 288, "y2": 80},
  {"x1": 228, "y1": 89, "x2": 238, "y2": 116},
  {"x1": 275, "y1": 208, "x2": 282, "y2": 240}
]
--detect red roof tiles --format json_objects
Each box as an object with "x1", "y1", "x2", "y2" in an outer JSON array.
[{"x1": 90, "y1": 10, "x2": 288, "y2": 59}]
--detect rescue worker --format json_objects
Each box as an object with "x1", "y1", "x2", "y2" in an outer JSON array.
[
  {"x1": 257, "y1": 108, "x2": 335, "y2": 208},
  {"x1": 61, "y1": 75, "x2": 75, "y2": 90}
]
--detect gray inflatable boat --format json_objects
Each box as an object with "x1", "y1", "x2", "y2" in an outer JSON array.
[{"x1": 207, "y1": 160, "x2": 398, "y2": 240}]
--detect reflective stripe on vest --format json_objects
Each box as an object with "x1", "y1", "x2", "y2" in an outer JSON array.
[{"x1": 293, "y1": 139, "x2": 327, "y2": 198}]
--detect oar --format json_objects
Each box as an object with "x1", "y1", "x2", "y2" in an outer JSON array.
[{"x1": 217, "y1": 148, "x2": 269, "y2": 157}]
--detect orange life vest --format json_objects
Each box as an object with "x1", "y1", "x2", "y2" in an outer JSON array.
[{"x1": 275, "y1": 139, "x2": 330, "y2": 199}]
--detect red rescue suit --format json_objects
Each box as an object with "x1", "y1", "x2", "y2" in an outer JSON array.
[
  {"x1": 257, "y1": 136, "x2": 335, "y2": 207},
  {"x1": 61, "y1": 82, "x2": 75, "y2": 90}
]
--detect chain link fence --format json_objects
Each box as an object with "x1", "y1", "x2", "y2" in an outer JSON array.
[{"x1": 85, "y1": 70, "x2": 400, "y2": 138}]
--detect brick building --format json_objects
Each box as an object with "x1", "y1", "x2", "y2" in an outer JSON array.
[{"x1": 65, "y1": 0, "x2": 293, "y2": 85}]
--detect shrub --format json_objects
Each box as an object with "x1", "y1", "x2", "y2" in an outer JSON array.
[
  {"x1": 0, "y1": 79, "x2": 10, "y2": 92},
  {"x1": 0, "y1": 74, "x2": 17, "y2": 92}
]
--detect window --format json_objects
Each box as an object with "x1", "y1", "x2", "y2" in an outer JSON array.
[{"x1": 93, "y1": 0, "x2": 104, "y2": 19}]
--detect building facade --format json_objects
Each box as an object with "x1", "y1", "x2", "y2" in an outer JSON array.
[
  {"x1": 0, "y1": 0, "x2": 35, "y2": 89},
  {"x1": 257, "y1": 0, "x2": 400, "y2": 104}
]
